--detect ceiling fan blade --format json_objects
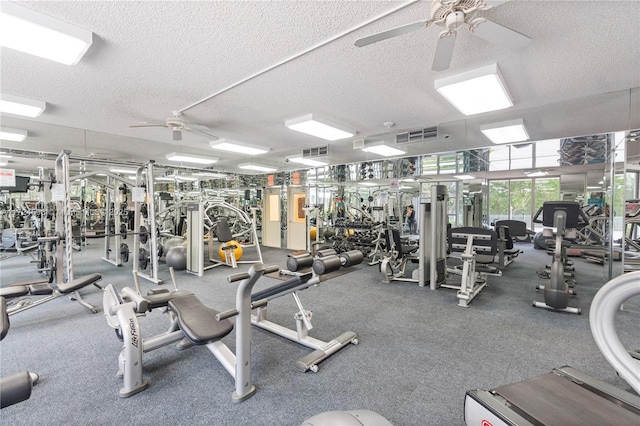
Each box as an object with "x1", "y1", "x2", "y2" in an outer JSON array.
[
  {"x1": 355, "y1": 20, "x2": 428, "y2": 47},
  {"x1": 188, "y1": 126, "x2": 219, "y2": 141},
  {"x1": 129, "y1": 123, "x2": 167, "y2": 128},
  {"x1": 432, "y1": 32, "x2": 456, "y2": 71},
  {"x1": 172, "y1": 129, "x2": 182, "y2": 141},
  {"x1": 470, "y1": 18, "x2": 532, "y2": 51}
]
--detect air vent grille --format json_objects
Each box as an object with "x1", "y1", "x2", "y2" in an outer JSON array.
[
  {"x1": 303, "y1": 145, "x2": 329, "y2": 158},
  {"x1": 396, "y1": 126, "x2": 438, "y2": 144}
]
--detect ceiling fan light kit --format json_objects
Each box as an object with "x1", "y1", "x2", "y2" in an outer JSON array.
[
  {"x1": 0, "y1": 1, "x2": 93, "y2": 65},
  {"x1": 434, "y1": 63, "x2": 513, "y2": 115},
  {"x1": 285, "y1": 114, "x2": 356, "y2": 141},
  {"x1": 355, "y1": 0, "x2": 531, "y2": 71},
  {"x1": 0, "y1": 93, "x2": 46, "y2": 117}
]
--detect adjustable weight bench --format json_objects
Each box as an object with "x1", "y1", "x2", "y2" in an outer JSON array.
[{"x1": 1, "y1": 273, "x2": 102, "y2": 316}]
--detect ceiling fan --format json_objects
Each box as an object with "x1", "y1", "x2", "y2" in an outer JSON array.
[
  {"x1": 355, "y1": 0, "x2": 532, "y2": 71},
  {"x1": 129, "y1": 112, "x2": 218, "y2": 141}
]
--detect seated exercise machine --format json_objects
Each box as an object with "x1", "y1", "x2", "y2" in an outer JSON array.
[
  {"x1": 251, "y1": 251, "x2": 361, "y2": 373},
  {"x1": 0, "y1": 297, "x2": 40, "y2": 409},
  {"x1": 464, "y1": 271, "x2": 640, "y2": 425},
  {"x1": 533, "y1": 202, "x2": 581, "y2": 314},
  {"x1": 494, "y1": 220, "x2": 526, "y2": 268},
  {"x1": 446, "y1": 227, "x2": 501, "y2": 307},
  {"x1": 0, "y1": 273, "x2": 103, "y2": 316},
  {"x1": 380, "y1": 228, "x2": 419, "y2": 284},
  {"x1": 103, "y1": 264, "x2": 278, "y2": 401}
]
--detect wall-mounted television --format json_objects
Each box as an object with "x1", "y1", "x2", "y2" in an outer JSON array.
[{"x1": 0, "y1": 176, "x2": 30, "y2": 193}]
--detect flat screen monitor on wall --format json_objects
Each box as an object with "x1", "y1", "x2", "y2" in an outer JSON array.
[{"x1": 0, "y1": 176, "x2": 30, "y2": 193}]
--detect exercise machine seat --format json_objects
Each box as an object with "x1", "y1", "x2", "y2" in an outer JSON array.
[
  {"x1": 56, "y1": 273, "x2": 102, "y2": 294},
  {"x1": 142, "y1": 290, "x2": 193, "y2": 310},
  {"x1": 0, "y1": 286, "x2": 30, "y2": 299},
  {"x1": 168, "y1": 295, "x2": 233, "y2": 345},
  {"x1": 495, "y1": 220, "x2": 527, "y2": 239},
  {"x1": 215, "y1": 217, "x2": 234, "y2": 243}
]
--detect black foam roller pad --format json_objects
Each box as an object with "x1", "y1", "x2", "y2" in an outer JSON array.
[
  {"x1": 286, "y1": 253, "x2": 313, "y2": 272},
  {"x1": 315, "y1": 248, "x2": 337, "y2": 258},
  {"x1": 313, "y1": 255, "x2": 341, "y2": 275}
]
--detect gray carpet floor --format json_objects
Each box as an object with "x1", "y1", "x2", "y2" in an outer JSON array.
[{"x1": 0, "y1": 238, "x2": 638, "y2": 425}]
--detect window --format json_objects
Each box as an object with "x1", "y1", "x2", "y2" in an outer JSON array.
[{"x1": 488, "y1": 180, "x2": 509, "y2": 225}]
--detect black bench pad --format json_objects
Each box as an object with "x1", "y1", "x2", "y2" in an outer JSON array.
[
  {"x1": 144, "y1": 290, "x2": 193, "y2": 310},
  {"x1": 57, "y1": 273, "x2": 102, "y2": 294},
  {"x1": 0, "y1": 286, "x2": 30, "y2": 299},
  {"x1": 168, "y1": 295, "x2": 233, "y2": 345}
]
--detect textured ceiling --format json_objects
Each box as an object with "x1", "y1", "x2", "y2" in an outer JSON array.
[{"x1": 1, "y1": 0, "x2": 639, "y2": 176}]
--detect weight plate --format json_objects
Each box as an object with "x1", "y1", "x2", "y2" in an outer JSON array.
[
  {"x1": 140, "y1": 226, "x2": 148, "y2": 244},
  {"x1": 120, "y1": 243, "x2": 129, "y2": 263}
]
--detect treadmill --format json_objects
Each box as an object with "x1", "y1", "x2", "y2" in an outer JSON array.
[{"x1": 464, "y1": 271, "x2": 640, "y2": 426}]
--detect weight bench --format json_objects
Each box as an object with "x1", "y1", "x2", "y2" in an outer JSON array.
[
  {"x1": 494, "y1": 220, "x2": 526, "y2": 268},
  {"x1": 1, "y1": 273, "x2": 102, "y2": 316},
  {"x1": 249, "y1": 257, "x2": 359, "y2": 373}
]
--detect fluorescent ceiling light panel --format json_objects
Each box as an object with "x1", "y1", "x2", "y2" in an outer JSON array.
[
  {"x1": 0, "y1": 162, "x2": 7, "y2": 167},
  {"x1": 0, "y1": 153, "x2": 13, "y2": 159},
  {"x1": 454, "y1": 174, "x2": 475, "y2": 180},
  {"x1": 0, "y1": 127, "x2": 27, "y2": 142},
  {"x1": 109, "y1": 167, "x2": 138, "y2": 174},
  {"x1": 525, "y1": 171, "x2": 548, "y2": 177},
  {"x1": 210, "y1": 139, "x2": 269, "y2": 155},
  {"x1": 435, "y1": 63, "x2": 513, "y2": 115},
  {"x1": 165, "y1": 152, "x2": 218, "y2": 165},
  {"x1": 192, "y1": 172, "x2": 227, "y2": 178},
  {"x1": 238, "y1": 163, "x2": 277, "y2": 173},
  {"x1": 481, "y1": 119, "x2": 530, "y2": 144},
  {"x1": 0, "y1": 93, "x2": 46, "y2": 117},
  {"x1": 361, "y1": 143, "x2": 406, "y2": 157},
  {"x1": 285, "y1": 114, "x2": 355, "y2": 141},
  {"x1": 358, "y1": 182, "x2": 378, "y2": 187},
  {"x1": 287, "y1": 156, "x2": 328, "y2": 167},
  {"x1": 0, "y1": 1, "x2": 93, "y2": 65}
]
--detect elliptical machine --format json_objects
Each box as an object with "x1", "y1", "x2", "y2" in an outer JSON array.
[{"x1": 533, "y1": 201, "x2": 581, "y2": 314}]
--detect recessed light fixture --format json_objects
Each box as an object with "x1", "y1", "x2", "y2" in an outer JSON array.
[
  {"x1": 0, "y1": 1, "x2": 93, "y2": 65},
  {"x1": 0, "y1": 93, "x2": 46, "y2": 117},
  {"x1": 454, "y1": 174, "x2": 475, "y2": 180},
  {"x1": 155, "y1": 176, "x2": 175, "y2": 182},
  {"x1": 285, "y1": 114, "x2": 355, "y2": 141},
  {"x1": 210, "y1": 139, "x2": 269, "y2": 155},
  {"x1": 165, "y1": 152, "x2": 218, "y2": 165},
  {"x1": 358, "y1": 182, "x2": 378, "y2": 187},
  {"x1": 238, "y1": 163, "x2": 277, "y2": 173},
  {"x1": 109, "y1": 167, "x2": 138, "y2": 174},
  {"x1": 435, "y1": 63, "x2": 513, "y2": 115},
  {"x1": 287, "y1": 156, "x2": 328, "y2": 167},
  {"x1": 361, "y1": 142, "x2": 406, "y2": 157},
  {"x1": 0, "y1": 153, "x2": 13, "y2": 159},
  {"x1": 481, "y1": 119, "x2": 530, "y2": 144},
  {"x1": 0, "y1": 127, "x2": 28, "y2": 142},
  {"x1": 0, "y1": 161, "x2": 8, "y2": 167}
]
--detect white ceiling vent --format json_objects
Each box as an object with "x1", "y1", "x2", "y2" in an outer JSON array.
[
  {"x1": 303, "y1": 145, "x2": 329, "y2": 158},
  {"x1": 396, "y1": 126, "x2": 438, "y2": 144},
  {"x1": 353, "y1": 139, "x2": 365, "y2": 149}
]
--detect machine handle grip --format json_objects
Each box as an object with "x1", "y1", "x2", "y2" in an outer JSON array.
[
  {"x1": 215, "y1": 298, "x2": 268, "y2": 321},
  {"x1": 227, "y1": 272, "x2": 250, "y2": 283},
  {"x1": 263, "y1": 265, "x2": 280, "y2": 274}
]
